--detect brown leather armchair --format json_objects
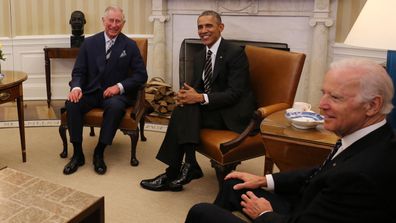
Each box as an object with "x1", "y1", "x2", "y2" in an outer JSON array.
[
  {"x1": 197, "y1": 45, "x2": 306, "y2": 189},
  {"x1": 59, "y1": 38, "x2": 148, "y2": 166}
]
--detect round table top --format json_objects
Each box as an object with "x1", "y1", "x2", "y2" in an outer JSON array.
[{"x1": 0, "y1": 70, "x2": 28, "y2": 89}]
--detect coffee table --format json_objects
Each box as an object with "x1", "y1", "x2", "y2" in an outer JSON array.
[{"x1": 0, "y1": 167, "x2": 104, "y2": 222}]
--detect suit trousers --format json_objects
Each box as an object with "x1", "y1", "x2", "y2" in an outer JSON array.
[
  {"x1": 66, "y1": 90, "x2": 131, "y2": 145},
  {"x1": 214, "y1": 179, "x2": 292, "y2": 214},
  {"x1": 156, "y1": 104, "x2": 227, "y2": 168},
  {"x1": 185, "y1": 179, "x2": 293, "y2": 223}
]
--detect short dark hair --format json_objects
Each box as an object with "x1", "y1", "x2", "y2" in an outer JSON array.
[{"x1": 198, "y1": 10, "x2": 222, "y2": 24}]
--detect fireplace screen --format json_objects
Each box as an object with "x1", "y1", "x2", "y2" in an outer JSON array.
[{"x1": 178, "y1": 38, "x2": 290, "y2": 87}]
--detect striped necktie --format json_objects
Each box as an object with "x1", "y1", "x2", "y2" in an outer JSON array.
[
  {"x1": 203, "y1": 50, "x2": 213, "y2": 93},
  {"x1": 105, "y1": 39, "x2": 114, "y2": 61},
  {"x1": 307, "y1": 139, "x2": 342, "y2": 181}
]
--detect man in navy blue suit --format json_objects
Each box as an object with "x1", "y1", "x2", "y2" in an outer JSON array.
[
  {"x1": 63, "y1": 6, "x2": 147, "y2": 175},
  {"x1": 185, "y1": 58, "x2": 396, "y2": 223}
]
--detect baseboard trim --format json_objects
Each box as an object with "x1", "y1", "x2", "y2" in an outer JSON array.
[
  {"x1": 141, "y1": 123, "x2": 168, "y2": 133},
  {"x1": 0, "y1": 120, "x2": 168, "y2": 133},
  {"x1": 0, "y1": 120, "x2": 61, "y2": 128}
]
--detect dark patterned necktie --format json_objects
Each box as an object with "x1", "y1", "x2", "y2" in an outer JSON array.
[
  {"x1": 105, "y1": 39, "x2": 114, "y2": 61},
  {"x1": 203, "y1": 50, "x2": 213, "y2": 93},
  {"x1": 307, "y1": 139, "x2": 342, "y2": 181}
]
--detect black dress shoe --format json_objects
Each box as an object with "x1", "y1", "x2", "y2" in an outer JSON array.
[
  {"x1": 173, "y1": 163, "x2": 204, "y2": 185},
  {"x1": 93, "y1": 155, "x2": 107, "y2": 175},
  {"x1": 140, "y1": 173, "x2": 183, "y2": 191},
  {"x1": 63, "y1": 155, "x2": 85, "y2": 175}
]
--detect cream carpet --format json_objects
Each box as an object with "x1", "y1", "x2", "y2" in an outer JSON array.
[{"x1": 0, "y1": 127, "x2": 265, "y2": 223}]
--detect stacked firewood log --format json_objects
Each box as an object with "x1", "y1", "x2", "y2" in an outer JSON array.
[{"x1": 145, "y1": 77, "x2": 176, "y2": 115}]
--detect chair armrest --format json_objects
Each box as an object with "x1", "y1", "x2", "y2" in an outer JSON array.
[
  {"x1": 219, "y1": 102, "x2": 290, "y2": 154},
  {"x1": 257, "y1": 103, "x2": 290, "y2": 118},
  {"x1": 130, "y1": 85, "x2": 146, "y2": 121}
]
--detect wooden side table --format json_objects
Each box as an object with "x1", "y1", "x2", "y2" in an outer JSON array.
[
  {"x1": 0, "y1": 70, "x2": 28, "y2": 162},
  {"x1": 260, "y1": 109, "x2": 338, "y2": 172},
  {"x1": 44, "y1": 47, "x2": 79, "y2": 107}
]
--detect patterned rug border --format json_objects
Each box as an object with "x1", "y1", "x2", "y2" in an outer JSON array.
[
  {"x1": 0, "y1": 120, "x2": 168, "y2": 132},
  {"x1": 0, "y1": 120, "x2": 60, "y2": 128}
]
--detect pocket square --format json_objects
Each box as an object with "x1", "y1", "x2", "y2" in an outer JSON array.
[{"x1": 120, "y1": 50, "x2": 127, "y2": 58}]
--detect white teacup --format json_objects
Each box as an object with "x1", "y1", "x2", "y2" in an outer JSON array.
[{"x1": 292, "y1": 102, "x2": 312, "y2": 112}]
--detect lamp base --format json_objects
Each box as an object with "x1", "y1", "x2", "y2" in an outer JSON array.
[{"x1": 386, "y1": 50, "x2": 396, "y2": 130}]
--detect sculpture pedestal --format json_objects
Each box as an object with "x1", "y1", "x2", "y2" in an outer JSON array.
[{"x1": 70, "y1": 35, "x2": 85, "y2": 48}]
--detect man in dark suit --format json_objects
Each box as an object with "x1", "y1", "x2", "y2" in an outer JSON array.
[
  {"x1": 140, "y1": 10, "x2": 256, "y2": 191},
  {"x1": 185, "y1": 58, "x2": 396, "y2": 223},
  {"x1": 63, "y1": 6, "x2": 147, "y2": 175}
]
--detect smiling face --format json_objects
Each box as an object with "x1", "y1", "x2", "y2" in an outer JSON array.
[
  {"x1": 102, "y1": 8, "x2": 125, "y2": 39},
  {"x1": 319, "y1": 68, "x2": 372, "y2": 137},
  {"x1": 197, "y1": 15, "x2": 224, "y2": 47}
]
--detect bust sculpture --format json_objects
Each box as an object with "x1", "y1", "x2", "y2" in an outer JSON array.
[{"x1": 69, "y1": 10, "x2": 86, "y2": 48}]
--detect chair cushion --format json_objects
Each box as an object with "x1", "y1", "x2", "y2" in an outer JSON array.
[
  {"x1": 61, "y1": 107, "x2": 138, "y2": 130},
  {"x1": 198, "y1": 129, "x2": 265, "y2": 165}
]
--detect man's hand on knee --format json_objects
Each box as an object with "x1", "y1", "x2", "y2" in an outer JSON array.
[
  {"x1": 68, "y1": 88, "x2": 82, "y2": 103},
  {"x1": 103, "y1": 85, "x2": 120, "y2": 98}
]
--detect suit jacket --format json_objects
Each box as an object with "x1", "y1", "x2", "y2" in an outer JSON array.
[
  {"x1": 69, "y1": 32, "x2": 147, "y2": 99},
  {"x1": 191, "y1": 39, "x2": 256, "y2": 133},
  {"x1": 258, "y1": 123, "x2": 396, "y2": 223}
]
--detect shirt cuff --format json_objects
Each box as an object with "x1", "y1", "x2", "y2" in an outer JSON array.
[
  {"x1": 117, "y1": 83, "x2": 125, "y2": 95},
  {"x1": 71, "y1": 87, "x2": 82, "y2": 92},
  {"x1": 201, "y1": 93, "x2": 209, "y2": 105},
  {"x1": 265, "y1": 174, "x2": 275, "y2": 191},
  {"x1": 258, "y1": 210, "x2": 272, "y2": 217}
]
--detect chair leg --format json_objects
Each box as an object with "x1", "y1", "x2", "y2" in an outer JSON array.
[
  {"x1": 59, "y1": 125, "x2": 68, "y2": 158},
  {"x1": 90, "y1": 127, "x2": 95, "y2": 136},
  {"x1": 210, "y1": 160, "x2": 240, "y2": 192},
  {"x1": 122, "y1": 129, "x2": 139, "y2": 166},
  {"x1": 264, "y1": 156, "x2": 274, "y2": 175},
  {"x1": 139, "y1": 118, "x2": 147, "y2": 141},
  {"x1": 140, "y1": 99, "x2": 154, "y2": 142}
]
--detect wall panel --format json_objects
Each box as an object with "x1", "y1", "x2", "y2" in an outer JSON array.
[
  {"x1": 0, "y1": 0, "x2": 153, "y2": 37},
  {"x1": 0, "y1": 0, "x2": 11, "y2": 36}
]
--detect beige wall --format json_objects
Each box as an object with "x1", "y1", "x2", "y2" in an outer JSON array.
[
  {"x1": 1, "y1": 0, "x2": 365, "y2": 41},
  {"x1": 0, "y1": 0, "x2": 152, "y2": 37}
]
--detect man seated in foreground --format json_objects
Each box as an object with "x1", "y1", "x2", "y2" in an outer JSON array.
[{"x1": 185, "y1": 58, "x2": 396, "y2": 223}]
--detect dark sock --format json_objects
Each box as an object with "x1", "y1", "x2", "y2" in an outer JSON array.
[
  {"x1": 72, "y1": 142, "x2": 83, "y2": 158},
  {"x1": 183, "y1": 143, "x2": 198, "y2": 166},
  {"x1": 94, "y1": 142, "x2": 107, "y2": 157}
]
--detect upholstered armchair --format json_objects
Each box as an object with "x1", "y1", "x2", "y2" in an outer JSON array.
[
  {"x1": 59, "y1": 38, "x2": 148, "y2": 166},
  {"x1": 197, "y1": 45, "x2": 306, "y2": 189}
]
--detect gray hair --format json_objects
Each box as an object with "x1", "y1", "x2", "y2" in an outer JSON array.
[
  {"x1": 198, "y1": 10, "x2": 222, "y2": 24},
  {"x1": 103, "y1": 6, "x2": 125, "y2": 22},
  {"x1": 330, "y1": 58, "x2": 394, "y2": 114}
]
